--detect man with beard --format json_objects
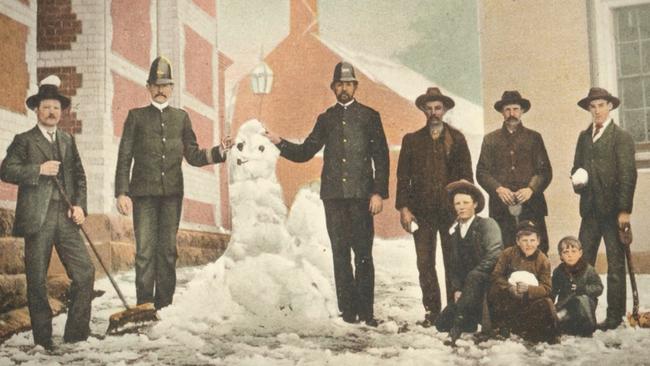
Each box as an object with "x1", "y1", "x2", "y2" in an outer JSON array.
[
  {"x1": 264, "y1": 61, "x2": 389, "y2": 326},
  {"x1": 571, "y1": 87, "x2": 637, "y2": 330},
  {"x1": 395, "y1": 87, "x2": 473, "y2": 327},
  {"x1": 476, "y1": 91, "x2": 552, "y2": 254}
]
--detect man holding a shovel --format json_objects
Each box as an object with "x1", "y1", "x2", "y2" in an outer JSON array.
[
  {"x1": 477, "y1": 91, "x2": 552, "y2": 254},
  {"x1": 571, "y1": 88, "x2": 637, "y2": 330},
  {"x1": 0, "y1": 75, "x2": 94, "y2": 349}
]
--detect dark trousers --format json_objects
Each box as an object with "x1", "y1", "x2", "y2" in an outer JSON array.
[
  {"x1": 490, "y1": 290, "x2": 557, "y2": 343},
  {"x1": 557, "y1": 295, "x2": 597, "y2": 336},
  {"x1": 580, "y1": 214, "x2": 625, "y2": 321},
  {"x1": 24, "y1": 200, "x2": 95, "y2": 345},
  {"x1": 323, "y1": 198, "x2": 375, "y2": 320},
  {"x1": 132, "y1": 195, "x2": 183, "y2": 309},
  {"x1": 435, "y1": 271, "x2": 489, "y2": 332},
  {"x1": 494, "y1": 211, "x2": 549, "y2": 254},
  {"x1": 412, "y1": 215, "x2": 453, "y2": 315}
]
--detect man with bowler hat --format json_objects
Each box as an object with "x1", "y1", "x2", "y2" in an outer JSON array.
[
  {"x1": 115, "y1": 56, "x2": 232, "y2": 309},
  {"x1": 0, "y1": 75, "x2": 94, "y2": 349},
  {"x1": 571, "y1": 87, "x2": 637, "y2": 330},
  {"x1": 395, "y1": 87, "x2": 473, "y2": 327},
  {"x1": 265, "y1": 61, "x2": 389, "y2": 326},
  {"x1": 477, "y1": 91, "x2": 552, "y2": 254}
]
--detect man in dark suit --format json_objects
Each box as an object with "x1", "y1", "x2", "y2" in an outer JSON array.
[
  {"x1": 115, "y1": 56, "x2": 232, "y2": 309},
  {"x1": 571, "y1": 87, "x2": 637, "y2": 330},
  {"x1": 0, "y1": 75, "x2": 94, "y2": 349},
  {"x1": 395, "y1": 87, "x2": 473, "y2": 326},
  {"x1": 264, "y1": 61, "x2": 389, "y2": 326},
  {"x1": 477, "y1": 91, "x2": 552, "y2": 254}
]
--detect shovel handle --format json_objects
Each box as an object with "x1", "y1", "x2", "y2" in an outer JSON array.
[
  {"x1": 623, "y1": 244, "x2": 640, "y2": 323},
  {"x1": 53, "y1": 177, "x2": 131, "y2": 310}
]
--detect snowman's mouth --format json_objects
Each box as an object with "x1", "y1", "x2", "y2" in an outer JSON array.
[{"x1": 236, "y1": 158, "x2": 249, "y2": 166}]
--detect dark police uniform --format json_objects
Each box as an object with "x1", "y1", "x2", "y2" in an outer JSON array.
[{"x1": 277, "y1": 99, "x2": 389, "y2": 322}]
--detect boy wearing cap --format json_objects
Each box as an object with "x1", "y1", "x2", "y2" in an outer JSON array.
[
  {"x1": 0, "y1": 75, "x2": 94, "y2": 349},
  {"x1": 435, "y1": 180, "x2": 502, "y2": 345},
  {"x1": 571, "y1": 87, "x2": 637, "y2": 330},
  {"x1": 264, "y1": 62, "x2": 389, "y2": 326},
  {"x1": 552, "y1": 236, "x2": 603, "y2": 337},
  {"x1": 489, "y1": 220, "x2": 558, "y2": 343},
  {"x1": 115, "y1": 56, "x2": 232, "y2": 309}
]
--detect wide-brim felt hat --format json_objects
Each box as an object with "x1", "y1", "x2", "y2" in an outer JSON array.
[
  {"x1": 577, "y1": 87, "x2": 620, "y2": 110},
  {"x1": 25, "y1": 75, "x2": 70, "y2": 110},
  {"x1": 494, "y1": 90, "x2": 530, "y2": 112},
  {"x1": 446, "y1": 179, "x2": 485, "y2": 213},
  {"x1": 415, "y1": 87, "x2": 455, "y2": 111}
]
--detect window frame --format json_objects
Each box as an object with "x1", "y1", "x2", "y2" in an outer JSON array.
[{"x1": 588, "y1": 0, "x2": 650, "y2": 166}]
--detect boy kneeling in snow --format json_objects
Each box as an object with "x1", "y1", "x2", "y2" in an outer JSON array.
[
  {"x1": 489, "y1": 220, "x2": 558, "y2": 343},
  {"x1": 552, "y1": 236, "x2": 603, "y2": 336}
]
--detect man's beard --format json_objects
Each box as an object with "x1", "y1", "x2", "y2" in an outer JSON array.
[
  {"x1": 337, "y1": 92, "x2": 351, "y2": 103},
  {"x1": 505, "y1": 117, "x2": 521, "y2": 129},
  {"x1": 427, "y1": 115, "x2": 443, "y2": 126}
]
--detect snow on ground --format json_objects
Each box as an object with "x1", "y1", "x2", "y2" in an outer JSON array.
[
  {"x1": 2, "y1": 242, "x2": 650, "y2": 366},
  {"x1": 2, "y1": 121, "x2": 650, "y2": 365}
]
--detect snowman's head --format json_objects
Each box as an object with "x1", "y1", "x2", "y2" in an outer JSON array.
[{"x1": 229, "y1": 119, "x2": 280, "y2": 182}]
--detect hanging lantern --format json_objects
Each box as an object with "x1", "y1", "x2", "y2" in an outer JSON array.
[{"x1": 250, "y1": 61, "x2": 274, "y2": 95}]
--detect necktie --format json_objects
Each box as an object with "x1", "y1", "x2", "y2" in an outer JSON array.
[
  {"x1": 593, "y1": 123, "x2": 603, "y2": 138},
  {"x1": 47, "y1": 131, "x2": 55, "y2": 143}
]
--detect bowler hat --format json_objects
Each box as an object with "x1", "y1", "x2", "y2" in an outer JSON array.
[
  {"x1": 577, "y1": 87, "x2": 620, "y2": 111},
  {"x1": 26, "y1": 75, "x2": 71, "y2": 110},
  {"x1": 415, "y1": 87, "x2": 455, "y2": 111},
  {"x1": 332, "y1": 62, "x2": 357, "y2": 83},
  {"x1": 446, "y1": 179, "x2": 485, "y2": 213},
  {"x1": 147, "y1": 56, "x2": 174, "y2": 85},
  {"x1": 494, "y1": 90, "x2": 531, "y2": 113}
]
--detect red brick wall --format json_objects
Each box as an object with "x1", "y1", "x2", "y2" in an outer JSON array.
[
  {"x1": 112, "y1": 72, "x2": 150, "y2": 137},
  {"x1": 0, "y1": 14, "x2": 29, "y2": 115},
  {"x1": 37, "y1": 0, "x2": 82, "y2": 51},
  {"x1": 182, "y1": 198, "x2": 215, "y2": 226},
  {"x1": 232, "y1": 33, "x2": 422, "y2": 237},
  {"x1": 111, "y1": 0, "x2": 152, "y2": 70},
  {"x1": 183, "y1": 26, "x2": 213, "y2": 106},
  {"x1": 37, "y1": 67, "x2": 82, "y2": 134},
  {"x1": 192, "y1": 0, "x2": 216, "y2": 17},
  {"x1": 185, "y1": 107, "x2": 214, "y2": 172}
]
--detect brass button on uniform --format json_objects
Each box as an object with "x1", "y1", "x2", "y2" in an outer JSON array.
[
  {"x1": 343, "y1": 139, "x2": 347, "y2": 143},
  {"x1": 511, "y1": 166, "x2": 515, "y2": 170},
  {"x1": 342, "y1": 178, "x2": 347, "y2": 182},
  {"x1": 342, "y1": 121, "x2": 346, "y2": 125},
  {"x1": 162, "y1": 137, "x2": 166, "y2": 142},
  {"x1": 162, "y1": 172, "x2": 165, "y2": 176},
  {"x1": 342, "y1": 158, "x2": 347, "y2": 162}
]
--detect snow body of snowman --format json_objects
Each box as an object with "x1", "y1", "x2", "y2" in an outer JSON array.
[{"x1": 161, "y1": 119, "x2": 336, "y2": 326}]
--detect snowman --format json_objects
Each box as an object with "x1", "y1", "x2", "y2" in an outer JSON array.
[{"x1": 160, "y1": 119, "x2": 336, "y2": 326}]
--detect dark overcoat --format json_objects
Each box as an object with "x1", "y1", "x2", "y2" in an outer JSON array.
[
  {"x1": 395, "y1": 123, "x2": 473, "y2": 217},
  {"x1": 0, "y1": 126, "x2": 87, "y2": 237},
  {"x1": 571, "y1": 121, "x2": 637, "y2": 218},
  {"x1": 476, "y1": 124, "x2": 552, "y2": 218},
  {"x1": 115, "y1": 105, "x2": 224, "y2": 198},
  {"x1": 276, "y1": 101, "x2": 389, "y2": 200}
]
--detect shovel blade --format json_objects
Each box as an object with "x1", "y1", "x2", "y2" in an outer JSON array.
[{"x1": 107, "y1": 303, "x2": 159, "y2": 335}]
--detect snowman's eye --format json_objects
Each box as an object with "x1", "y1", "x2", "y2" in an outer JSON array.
[
  {"x1": 237, "y1": 142, "x2": 244, "y2": 151},
  {"x1": 258, "y1": 145, "x2": 265, "y2": 152}
]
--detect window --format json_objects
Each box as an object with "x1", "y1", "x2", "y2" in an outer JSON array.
[{"x1": 614, "y1": 4, "x2": 650, "y2": 144}]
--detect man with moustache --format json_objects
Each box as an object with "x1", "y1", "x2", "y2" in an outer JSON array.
[
  {"x1": 571, "y1": 87, "x2": 637, "y2": 330},
  {"x1": 395, "y1": 87, "x2": 473, "y2": 327},
  {"x1": 264, "y1": 61, "x2": 389, "y2": 326},
  {"x1": 476, "y1": 91, "x2": 552, "y2": 254},
  {"x1": 0, "y1": 75, "x2": 94, "y2": 349},
  {"x1": 115, "y1": 56, "x2": 232, "y2": 309}
]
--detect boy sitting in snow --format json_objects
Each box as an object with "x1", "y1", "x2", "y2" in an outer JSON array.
[
  {"x1": 551, "y1": 236, "x2": 603, "y2": 336},
  {"x1": 488, "y1": 220, "x2": 558, "y2": 343}
]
